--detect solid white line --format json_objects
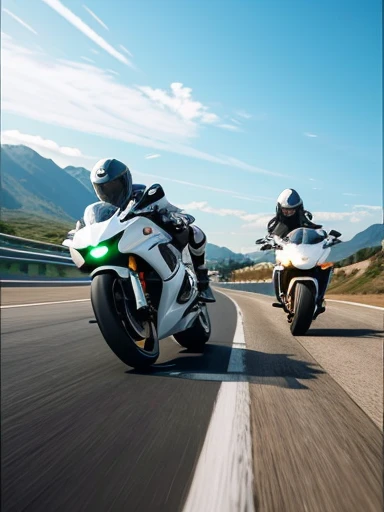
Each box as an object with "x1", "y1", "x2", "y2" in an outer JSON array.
[
  {"x1": 1, "y1": 299, "x2": 90, "y2": 309},
  {"x1": 326, "y1": 299, "x2": 384, "y2": 311},
  {"x1": 182, "y1": 291, "x2": 254, "y2": 512}
]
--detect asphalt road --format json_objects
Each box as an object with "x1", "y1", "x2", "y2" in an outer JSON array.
[
  {"x1": 219, "y1": 289, "x2": 382, "y2": 512},
  {"x1": 1, "y1": 286, "x2": 383, "y2": 512},
  {"x1": 2, "y1": 290, "x2": 236, "y2": 512}
]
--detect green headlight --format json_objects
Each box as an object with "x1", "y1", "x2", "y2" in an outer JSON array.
[{"x1": 90, "y1": 246, "x2": 109, "y2": 258}]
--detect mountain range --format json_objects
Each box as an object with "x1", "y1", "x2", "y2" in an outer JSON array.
[
  {"x1": 1, "y1": 145, "x2": 97, "y2": 221},
  {"x1": 1, "y1": 144, "x2": 382, "y2": 263}
]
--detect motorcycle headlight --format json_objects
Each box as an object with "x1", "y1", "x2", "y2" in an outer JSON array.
[
  {"x1": 278, "y1": 256, "x2": 292, "y2": 267},
  {"x1": 89, "y1": 245, "x2": 109, "y2": 259}
]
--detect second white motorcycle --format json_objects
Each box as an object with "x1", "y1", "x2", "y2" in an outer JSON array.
[{"x1": 256, "y1": 227, "x2": 342, "y2": 335}]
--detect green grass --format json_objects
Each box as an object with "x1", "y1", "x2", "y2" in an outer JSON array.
[{"x1": 1, "y1": 210, "x2": 74, "y2": 245}]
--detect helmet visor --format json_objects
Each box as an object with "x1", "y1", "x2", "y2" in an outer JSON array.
[
  {"x1": 281, "y1": 207, "x2": 297, "y2": 217},
  {"x1": 93, "y1": 175, "x2": 128, "y2": 208}
]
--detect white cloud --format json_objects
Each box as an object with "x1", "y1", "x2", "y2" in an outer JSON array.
[
  {"x1": 41, "y1": 0, "x2": 132, "y2": 67},
  {"x1": 119, "y1": 44, "x2": 133, "y2": 57},
  {"x1": 235, "y1": 110, "x2": 252, "y2": 119},
  {"x1": 133, "y1": 172, "x2": 271, "y2": 202},
  {"x1": 3, "y1": 8, "x2": 38, "y2": 35},
  {"x1": 0, "y1": 129, "x2": 98, "y2": 168},
  {"x1": 83, "y1": 5, "x2": 109, "y2": 30},
  {"x1": 230, "y1": 118, "x2": 242, "y2": 125},
  {"x1": 179, "y1": 201, "x2": 271, "y2": 225},
  {"x1": 81, "y1": 56, "x2": 95, "y2": 63},
  {"x1": 144, "y1": 154, "x2": 161, "y2": 160},
  {"x1": 90, "y1": 48, "x2": 99, "y2": 54},
  {"x1": 353, "y1": 205, "x2": 382, "y2": 211},
  {"x1": 216, "y1": 155, "x2": 286, "y2": 177},
  {"x1": 1, "y1": 31, "x2": 12, "y2": 40},
  {"x1": 106, "y1": 69, "x2": 120, "y2": 76},
  {"x1": 139, "y1": 82, "x2": 220, "y2": 124},
  {"x1": 313, "y1": 210, "x2": 374, "y2": 222},
  {"x1": 1, "y1": 129, "x2": 85, "y2": 156},
  {"x1": 342, "y1": 192, "x2": 359, "y2": 197},
  {"x1": 218, "y1": 123, "x2": 241, "y2": 132},
  {"x1": 304, "y1": 132, "x2": 318, "y2": 138},
  {"x1": 2, "y1": 39, "x2": 286, "y2": 178}
]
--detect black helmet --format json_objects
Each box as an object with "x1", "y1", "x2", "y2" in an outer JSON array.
[
  {"x1": 276, "y1": 188, "x2": 303, "y2": 217},
  {"x1": 90, "y1": 158, "x2": 133, "y2": 209}
]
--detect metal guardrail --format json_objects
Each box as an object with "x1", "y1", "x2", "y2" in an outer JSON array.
[
  {"x1": 0, "y1": 232, "x2": 85, "y2": 282},
  {"x1": 0, "y1": 233, "x2": 70, "y2": 256},
  {"x1": 214, "y1": 282, "x2": 275, "y2": 296}
]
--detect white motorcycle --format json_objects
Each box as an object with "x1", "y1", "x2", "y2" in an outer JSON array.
[
  {"x1": 63, "y1": 184, "x2": 211, "y2": 369},
  {"x1": 256, "y1": 227, "x2": 342, "y2": 335}
]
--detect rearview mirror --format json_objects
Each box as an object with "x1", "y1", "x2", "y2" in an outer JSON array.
[
  {"x1": 255, "y1": 238, "x2": 265, "y2": 244},
  {"x1": 329, "y1": 230, "x2": 341, "y2": 238}
]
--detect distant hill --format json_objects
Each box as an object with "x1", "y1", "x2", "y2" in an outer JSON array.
[
  {"x1": 242, "y1": 250, "x2": 276, "y2": 264},
  {"x1": 205, "y1": 243, "x2": 275, "y2": 264},
  {"x1": 64, "y1": 165, "x2": 95, "y2": 195},
  {"x1": 328, "y1": 224, "x2": 384, "y2": 262},
  {"x1": 1, "y1": 144, "x2": 97, "y2": 221},
  {"x1": 206, "y1": 243, "x2": 245, "y2": 262}
]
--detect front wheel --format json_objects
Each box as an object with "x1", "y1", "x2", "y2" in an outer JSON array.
[
  {"x1": 91, "y1": 273, "x2": 159, "y2": 369},
  {"x1": 290, "y1": 282, "x2": 316, "y2": 336},
  {"x1": 173, "y1": 303, "x2": 211, "y2": 351}
]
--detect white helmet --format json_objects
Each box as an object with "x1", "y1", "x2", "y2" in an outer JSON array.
[{"x1": 276, "y1": 189, "x2": 303, "y2": 217}]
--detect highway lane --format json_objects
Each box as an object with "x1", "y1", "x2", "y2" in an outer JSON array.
[
  {"x1": 218, "y1": 289, "x2": 383, "y2": 512},
  {"x1": 1, "y1": 290, "x2": 236, "y2": 512},
  {"x1": 1, "y1": 286, "x2": 383, "y2": 512}
]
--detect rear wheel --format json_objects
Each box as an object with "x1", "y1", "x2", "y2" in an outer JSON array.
[
  {"x1": 290, "y1": 282, "x2": 316, "y2": 336},
  {"x1": 173, "y1": 303, "x2": 211, "y2": 351},
  {"x1": 91, "y1": 273, "x2": 159, "y2": 368}
]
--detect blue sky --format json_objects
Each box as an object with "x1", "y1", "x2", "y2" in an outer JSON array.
[{"x1": 2, "y1": 0, "x2": 382, "y2": 252}]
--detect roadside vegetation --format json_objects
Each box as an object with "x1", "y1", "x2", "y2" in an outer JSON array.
[
  {"x1": 208, "y1": 258, "x2": 255, "y2": 281},
  {"x1": 229, "y1": 262, "x2": 273, "y2": 282},
  {"x1": 328, "y1": 250, "x2": 384, "y2": 295},
  {"x1": 333, "y1": 245, "x2": 382, "y2": 268},
  {"x1": 0, "y1": 211, "x2": 73, "y2": 245}
]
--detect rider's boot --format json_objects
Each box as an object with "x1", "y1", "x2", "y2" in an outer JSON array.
[
  {"x1": 313, "y1": 298, "x2": 326, "y2": 319},
  {"x1": 196, "y1": 265, "x2": 216, "y2": 303}
]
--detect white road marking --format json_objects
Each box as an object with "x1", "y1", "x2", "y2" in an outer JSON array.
[
  {"x1": 326, "y1": 299, "x2": 384, "y2": 311},
  {"x1": 1, "y1": 280, "x2": 90, "y2": 284},
  {"x1": 1, "y1": 299, "x2": 90, "y2": 309},
  {"x1": 182, "y1": 291, "x2": 254, "y2": 512},
  {"x1": 216, "y1": 286, "x2": 384, "y2": 311}
]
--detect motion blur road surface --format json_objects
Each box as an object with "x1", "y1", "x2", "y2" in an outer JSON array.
[{"x1": 1, "y1": 285, "x2": 382, "y2": 512}]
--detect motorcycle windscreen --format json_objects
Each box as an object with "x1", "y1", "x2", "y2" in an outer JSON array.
[
  {"x1": 288, "y1": 227, "x2": 327, "y2": 245},
  {"x1": 83, "y1": 202, "x2": 119, "y2": 226}
]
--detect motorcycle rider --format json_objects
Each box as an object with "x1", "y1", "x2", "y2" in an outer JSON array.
[
  {"x1": 72, "y1": 157, "x2": 216, "y2": 303},
  {"x1": 267, "y1": 188, "x2": 322, "y2": 238},
  {"x1": 264, "y1": 188, "x2": 329, "y2": 314}
]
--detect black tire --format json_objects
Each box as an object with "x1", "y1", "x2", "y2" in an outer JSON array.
[
  {"x1": 173, "y1": 303, "x2": 211, "y2": 351},
  {"x1": 91, "y1": 273, "x2": 159, "y2": 369},
  {"x1": 290, "y1": 282, "x2": 316, "y2": 336}
]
